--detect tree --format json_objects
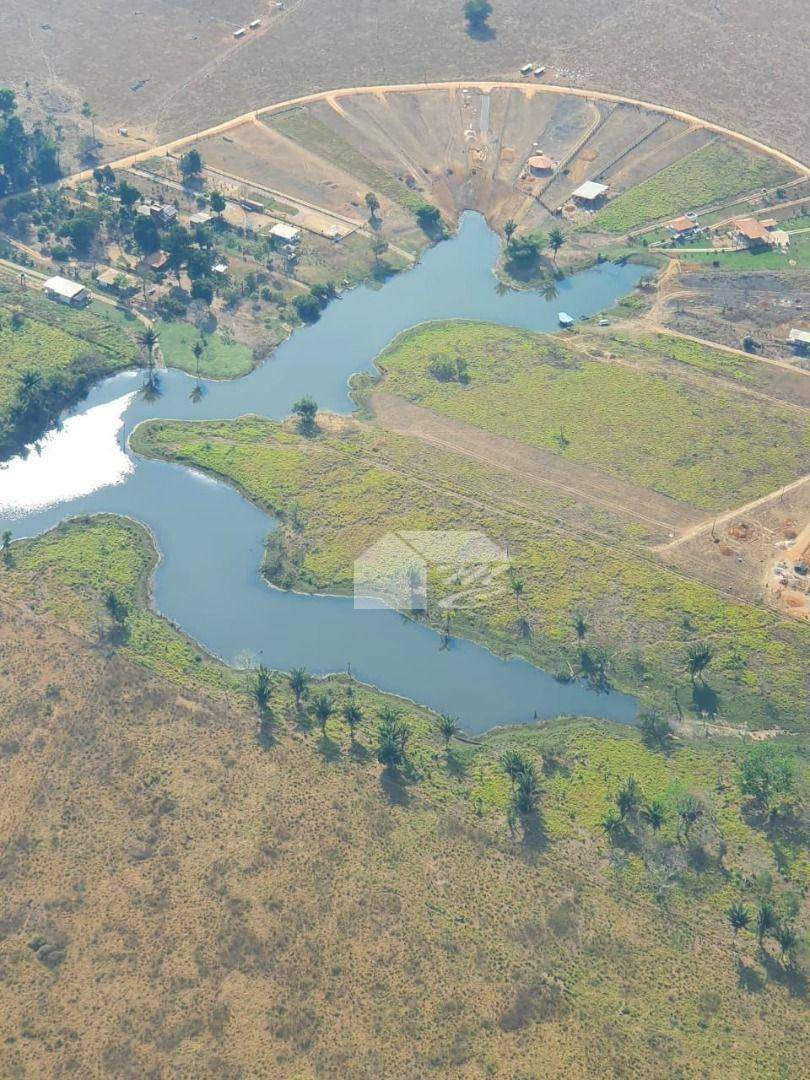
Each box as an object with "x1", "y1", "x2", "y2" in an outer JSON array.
[
  {"x1": 292, "y1": 396, "x2": 318, "y2": 436},
  {"x1": 616, "y1": 776, "x2": 642, "y2": 819},
  {"x1": 163, "y1": 224, "x2": 192, "y2": 281},
  {"x1": 573, "y1": 613, "x2": 588, "y2": 641},
  {"x1": 548, "y1": 226, "x2": 565, "y2": 264},
  {"x1": 252, "y1": 664, "x2": 272, "y2": 714},
  {"x1": 138, "y1": 326, "x2": 159, "y2": 384},
  {"x1": 501, "y1": 749, "x2": 530, "y2": 789},
  {"x1": 437, "y1": 713, "x2": 460, "y2": 750},
  {"x1": 675, "y1": 792, "x2": 704, "y2": 843},
  {"x1": 117, "y1": 179, "x2": 139, "y2": 210},
  {"x1": 641, "y1": 799, "x2": 666, "y2": 832},
  {"x1": 364, "y1": 192, "x2": 380, "y2": 219},
  {"x1": 463, "y1": 0, "x2": 493, "y2": 31},
  {"x1": 0, "y1": 89, "x2": 15, "y2": 116},
  {"x1": 755, "y1": 900, "x2": 777, "y2": 946},
  {"x1": 293, "y1": 291, "x2": 323, "y2": 323},
  {"x1": 2, "y1": 529, "x2": 12, "y2": 567},
  {"x1": 133, "y1": 213, "x2": 160, "y2": 254},
  {"x1": 514, "y1": 764, "x2": 540, "y2": 815},
  {"x1": 737, "y1": 743, "x2": 795, "y2": 817},
  {"x1": 288, "y1": 666, "x2": 310, "y2": 708},
  {"x1": 506, "y1": 231, "x2": 546, "y2": 268},
  {"x1": 685, "y1": 641, "x2": 713, "y2": 682},
  {"x1": 509, "y1": 571, "x2": 525, "y2": 609},
  {"x1": 312, "y1": 691, "x2": 334, "y2": 734},
  {"x1": 415, "y1": 200, "x2": 442, "y2": 233},
  {"x1": 180, "y1": 149, "x2": 203, "y2": 180},
  {"x1": 343, "y1": 700, "x2": 362, "y2": 742},
  {"x1": 57, "y1": 209, "x2": 101, "y2": 254},
  {"x1": 727, "y1": 902, "x2": 751, "y2": 943},
  {"x1": 775, "y1": 924, "x2": 796, "y2": 967},
  {"x1": 104, "y1": 589, "x2": 128, "y2": 629},
  {"x1": 600, "y1": 809, "x2": 624, "y2": 845},
  {"x1": 81, "y1": 101, "x2": 97, "y2": 148},
  {"x1": 376, "y1": 708, "x2": 410, "y2": 771},
  {"x1": 371, "y1": 235, "x2": 389, "y2": 269},
  {"x1": 210, "y1": 191, "x2": 226, "y2": 218},
  {"x1": 503, "y1": 218, "x2": 516, "y2": 244},
  {"x1": 639, "y1": 709, "x2": 670, "y2": 748}
]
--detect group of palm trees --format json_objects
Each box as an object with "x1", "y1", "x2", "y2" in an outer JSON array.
[
  {"x1": 501, "y1": 749, "x2": 541, "y2": 819},
  {"x1": 138, "y1": 324, "x2": 207, "y2": 401},
  {"x1": 727, "y1": 898, "x2": 797, "y2": 968},
  {"x1": 600, "y1": 775, "x2": 670, "y2": 845}
]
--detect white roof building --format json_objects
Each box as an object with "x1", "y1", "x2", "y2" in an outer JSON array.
[
  {"x1": 189, "y1": 211, "x2": 212, "y2": 225},
  {"x1": 571, "y1": 180, "x2": 609, "y2": 202},
  {"x1": 42, "y1": 276, "x2": 89, "y2": 303},
  {"x1": 269, "y1": 222, "x2": 301, "y2": 244},
  {"x1": 788, "y1": 328, "x2": 810, "y2": 345}
]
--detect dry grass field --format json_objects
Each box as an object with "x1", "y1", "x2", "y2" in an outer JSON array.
[
  {"x1": 3, "y1": 0, "x2": 809, "y2": 163},
  {"x1": 0, "y1": 518, "x2": 807, "y2": 1078}
]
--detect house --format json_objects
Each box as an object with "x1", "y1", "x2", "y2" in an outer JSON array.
[
  {"x1": 212, "y1": 262, "x2": 229, "y2": 275},
  {"x1": 189, "y1": 211, "x2": 212, "y2": 226},
  {"x1": 667, "y1": 215, "x2": 699, "y2": 237},
  {"x1": 144, "y1": 250, "x2": 169, "y2": 271},
  {"x1": 571, "y1": 180, "x2": 609, "y2": 206},
  {"x1": 527, "y1": 154, "x2": 554, "y2": 176},
  {"x1": 96, "y1": 267, "x2": 139, "y2": 294},
  {"x1": 42, "y1": 275, "x2": 90, "y2": 307},
  {"x1": 150, "y1": 203, "x2": 177, "y2": 228},
  {"x1": 269, "y1": 222, "x2": 301, "y2": 245},
  {"x1": 788, "y1": 328, "x2": 810, "y2": 352},
  {"x1": 731, "y1": 216, "x2": 773, "y2": 248}
]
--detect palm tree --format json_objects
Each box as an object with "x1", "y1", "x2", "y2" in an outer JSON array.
[
  {"x1": 676, "y1": 793, "x2": 703, "y2": 843},
  {"x1": 548, "y1": 226, "x2": 565, "y2": 264},
  {"x1": 501, "y1": 749, "x2": 530, "y2": 790},
  {"x1": 503, "y1": 218, "x2": 516, "y2": 244},
  {"x1": 81, "y1": 100, "x2": 97, "y2": 147},
  {"x1": 437, "y1": 713, "x2": 460, "y2": 750},
  {"x1": 600, "y1": 809, "x2": 624, "y2": 845},
  {"x1": 312, "y1": 691, "x2": 334, "y2": 734},
  {"x1": 252, "y1": 664, "x2": 272, "y2": 714},
  {"x1": 138, "y1": 326, "x2": 159, "y2": 387},
  {"x1": 509, "y1": 572, "x2": 525, "y2": 609},
  {"x1": 376, "y1": 708, "x2": 409, "y2": 771},
  {"x1": 755, "y1": 900, "x2": 777, "y2": 946},
  {"x1": 189, "y1": 337, "x2": 205, "y2": 402},
  {"x1": 775, "y1": 924, "x2": 796, "y2": 967},
  {"x1": 727, "y1": 902, "x2": 752, "y2": 945},
  {"x1": 685, "y1": 642, "x2": 713, "y2": 682},
  {"x1": 514, "y1": 765, "x2": 540, "y2": 815},
  {"x1": 1, "y1": 530, "x2": 11, "y2": 551},
  {"x1": 288, "y1": 666, "x2": 310, "y2": 708},
  {"x1": 640, "y1": 709, "x2": 670, "y2": 747},
  {"x1": 541, "y1": 280, "x2": 559, "y2": 304},
  {"x1": 616, "y1": 776, "x2": 642, "y2": 819},
  {"x1": 343, "y1": 700, "x2": 362, "y2": 742},
  {"x1": 642, "y1": 799, "x2": 666, "y2": 832},
  {"x1": 19, "y1": 369, "x2": 42, "y2": 400}
]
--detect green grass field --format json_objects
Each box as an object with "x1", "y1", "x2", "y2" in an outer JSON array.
[
  {"x1": 3, "y1": 514, "x2": 807, "y2": 1079},
  {"x1": 592, "y1": 142, "x2": 793, "y2": 233},
  {"x1": 0, "y1": 283, "x2": 138, "y2": 457},
  {"x1": 372, "y1": 321, "x2": 810, "y2": 511},
  {"x1": 156, "y1": 320, "x2": 255, "y2": 378},
  {"x1": 131, "y1": 415, "x2": 810, "y2": 731},
  {"x1": 679, "y1": 233, "x2": 810, "y2": 271}
]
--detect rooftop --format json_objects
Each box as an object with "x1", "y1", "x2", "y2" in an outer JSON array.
[
  {"x1": 732, "y1": 216, "x2": 771, "y2": 242},
  {"x1": 571, "y1": 180, "x2": 608, "y2": 201},
  {"x1": 42, "y1": 275, "x2": 87, "y2": 300},
  {"x1": 527, "y1": 154, "x2": 554, "y2": 171},
  {"x1": 269, "y1": 222, "x2": 301, "y2": 242},
  {"x1": 667, "y1": 215, "x2": 696, "y2": 232}
]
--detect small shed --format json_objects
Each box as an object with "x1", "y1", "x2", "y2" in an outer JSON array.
[
  {"x1": 571, "y1": 180, "x2": 608, "y2": 205},
  {"x1": 189, "y1": 211, "x2": 213, "y2": 226},
  {"x1": 42, "y1": 276, "x2": 90, "y2": 307},
  {"x1": 144, "y1": 250, "x2": 169, "y2": 270},
  {"x1": 150, "y1": 204, "x2": 177, "y2": 228}
]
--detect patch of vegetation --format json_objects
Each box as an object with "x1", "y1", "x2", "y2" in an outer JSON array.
[
  {"x1": 131, "y1": 416, "x2": 810, "y2": 730},
  {"x1": 592, "y1": 143, "x2": 793, "y2": 233},
  {"x1": 155, "y1": 319, "x2": 254, "y2": 378},
  {"x1": 0, "y1": 88, "x2": 61, "y2": 194},
  {"x1": 680, "y1": 233, "x2": 810, "y2": 271},
  {"x1": 372, "y1": 320, "x2": 810, "y2": 510},
  {"x1": 0, "y1": 285, "x2": 138, "y2": 458}
]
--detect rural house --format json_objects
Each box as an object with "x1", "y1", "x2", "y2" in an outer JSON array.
[{"x1": 42, "y1": 275, "x2": 90, "y2": 307}]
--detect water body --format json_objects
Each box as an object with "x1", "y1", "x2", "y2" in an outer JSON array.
[{"x1": 0, "y1": 213, "x2": 645, "y2": 732}]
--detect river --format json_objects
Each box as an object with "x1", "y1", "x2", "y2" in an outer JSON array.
[{"x1": 0, "y1": 212, "x2": 646, "y2": 733}]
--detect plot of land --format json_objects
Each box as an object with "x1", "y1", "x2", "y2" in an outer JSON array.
[{"x1": 372, "y1": 321, "x2": 810, "y2": 511}]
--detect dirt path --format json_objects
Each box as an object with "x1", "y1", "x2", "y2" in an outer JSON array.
[
  {"x1": 370, "y1": 392, "x2": 702, "y2": 537},
  {"x1": 657, "y1": 472, "x2": 810, "y2": 552},
  {"x1": 61, "y1": 80, "x2": 809, "y2": 190}
]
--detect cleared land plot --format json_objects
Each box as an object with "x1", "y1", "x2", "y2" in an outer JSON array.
[
  {"x1": 370, "y1": 391, "x2": 701, "y2": 538},
  {"x1": 372, "y1": 321, "x2": 810, "y2": 511},
  {"x1": 156, "y1": 320, "x2": 253, "y2": 378},
  {"x1": 2, "y1": 517, "x2": 807, "y2": 1077},
  {"x1": 592, "y1": 141, "x2": 795, "y2": 233},
  {"x1": 132, "y1": 417, "x2": 810, "y2": 729},
  {"x1": 603, "y1": 123, "x2": 714, "y2": 193}
]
